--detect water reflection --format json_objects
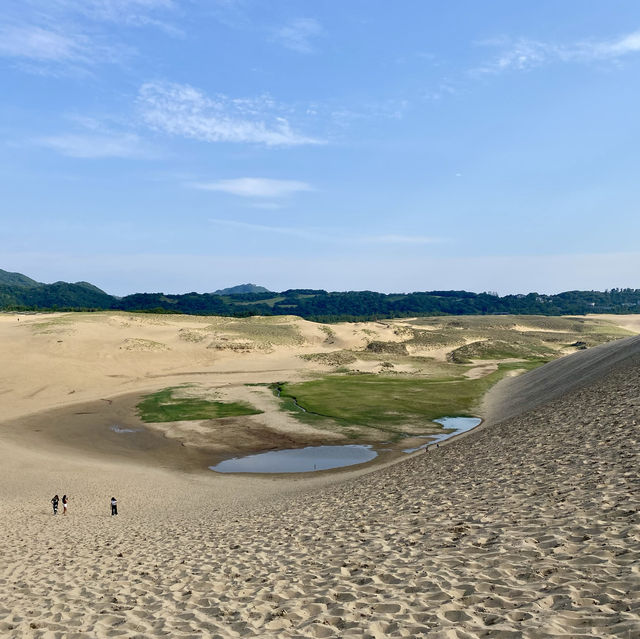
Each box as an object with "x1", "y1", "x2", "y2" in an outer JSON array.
[
  {"x1": 210, "y1": 444, "x2": 377, "y2": 474},
  {"x1": 110, "y1": 424, "x2": 139, "y2": 433},
  {"x1": 402, "y1": 416, "x2": 482, "y2": 452},
  {"x1": 210, "y1": 416, "x2": 482, "y2": 474}
]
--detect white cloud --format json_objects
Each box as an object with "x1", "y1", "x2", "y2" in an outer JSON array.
[
  {"x1": 192, "y1": 178, "x2": 313, "y2": 198},
  {"x1": 478, "y1": 28, "x2": 640, "y2": 74},
  {"x1": 329, "y1": 99, "x2": 410, "y2": 129},
  {"x1": 77, "y1": 0, "x2": 174, "y2": 19},
  {"x1": 209, "y1": 218, "x2": 439, "y2": 245},
  {"x1": 598, "y1": 30, "x2": 640, "y2": 56},
  {"x1": 37, "y1": 131, "x2": 150, "y2": 158},
  {"x1": 69, "y1": 0, "x2": 182, "y2": 36},
  {"x1": 0, "y1": 24, "x2": 87, "y2": 62},
  {"x1": 0, "y1": 0, "x2": 178, "y2": 71},
  {"x1": 272, "y1": 18, "x2": 323, "y2": 53},
  {"x1": 33, "y1": 113, "x2": 156, "y2": 158},
  {"x1": 27, "y1": 0, "x2": 176, "y2": 26},
  {"x1": 0, "y1": 20, "x2": 132, "y2": 72},
  {"x1": 138, "y1": 81, "x2": 322, "y2": 146}
]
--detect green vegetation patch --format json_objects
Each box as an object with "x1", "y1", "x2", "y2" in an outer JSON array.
[
  {"x1": 30, "y1": 313, "x2": 81, "y2": 333},
  {"x1": 448, "y1": 339, "x2": 555, "y2": 363},
  {"x1": 233, "y1": 296, "x2": 286, "y2": 308},
  {"x1": 300, "y1": 351, "x2": 357, "y2": 366},
  {"x1": 207, "y1": 317, "x2": 304, "y2": 346},
  {"x1": 276, "y1": 361, "x2": 543, "y2": 439},
  {"x1": 366, "y1": 340, "x2": 409, "y2": 355},
  {"x1": 177, "y1": 328, "x2": 208, "y2": 343},
  {"x1": 320, "y1": 325, "x2": 336, "y2": 342},
  {"x1": 137, "y1": 387, "x2": 262, "y2": 423},
  {"x1": 121, "y1": 338, "x2": 169, "y2": 351},
  {"x1": 404, "y1": 329, "x2": 468, "y2": 350}
]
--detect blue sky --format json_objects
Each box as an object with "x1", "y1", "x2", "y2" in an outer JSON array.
[{"x1": 2, "y1": 1, "x2": 640, "y2": 295}]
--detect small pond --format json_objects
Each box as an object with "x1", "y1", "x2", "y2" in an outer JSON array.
[
  {"x1": 110, "y1": 424, "x2": 139, "y2": 433},
  {"x1": 210, "y1": 444, "x2": 377, "y2": 474},
  {"x1": 209, "y1": 416, "x2": 483, "y2": 474},
  {"x1": 402, "y1": 416, "x2": 482, "y2": 452}
]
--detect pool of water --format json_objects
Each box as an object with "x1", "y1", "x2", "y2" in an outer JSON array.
[
  {"x1": 110, "y1": 424, "x2": 139, "y2": 433},
  {"x1": 209, "y1": 416, "x2": 482, "y2": 474},
  {"x1": 402, "y1": 416, "x2": 482, "y2": 452},
  {"x1": 210, "y1": 444, "x2": 377, "y2": 474}
]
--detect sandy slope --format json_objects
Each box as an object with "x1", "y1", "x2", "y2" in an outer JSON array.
[
  {"x1": 0, "y1": 323, "x2": 639, "y2": 636},
  {"x1": 485, "y1": 333, "x2": 640, "y2": 423}
]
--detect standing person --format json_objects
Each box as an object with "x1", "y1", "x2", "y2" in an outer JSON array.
[
  {"x1": 62, "y1": 495, "x2": 68, "y2": 515},
  {"x1": 110, "y1": 497, "x2": 118, "y2": 516},
  {"x1": 51, "y1": 495, "x2": 59, "y2": 515}
]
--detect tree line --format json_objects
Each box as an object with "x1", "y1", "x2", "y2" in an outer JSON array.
[{"x1": 2, "y1": 280, "x2": 640, "y2": 322}]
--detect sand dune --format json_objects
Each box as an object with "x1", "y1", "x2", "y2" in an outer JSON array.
[
  {"x1": 0, "y1": 314, "x2": 639, "y2": 637},
  {"x1": 485, "y1": 333, "x2": 640, "y2": 423}
]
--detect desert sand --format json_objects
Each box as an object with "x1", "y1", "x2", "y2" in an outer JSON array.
[{"x1": 0, "y1": 312, "x2": 639, "y2": 637}]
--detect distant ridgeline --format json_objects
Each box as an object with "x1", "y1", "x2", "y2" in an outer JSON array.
[{"x1": 2, "y1": 269, "x2": 640, "y2": 321}]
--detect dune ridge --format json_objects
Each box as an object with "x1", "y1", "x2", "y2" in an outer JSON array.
[{"x1": 484, "y1": 333, "x2": 640, "y2": 424}]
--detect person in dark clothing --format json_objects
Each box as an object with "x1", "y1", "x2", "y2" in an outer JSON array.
[
  {"x1": 110, "y1": 497, "x2": 118, "y2": 516},
  {"x1": 51, "y1": 495, "x2": 59, "y2": 515}
]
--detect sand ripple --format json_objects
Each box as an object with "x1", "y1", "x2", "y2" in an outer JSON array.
[{"x1": 1, "y1": 356, "x2": 640, "y2": 637}]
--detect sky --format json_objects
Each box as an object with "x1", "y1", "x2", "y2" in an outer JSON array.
[{"x1": 2, "y1": 0, "x2": 640, "y2": 296}]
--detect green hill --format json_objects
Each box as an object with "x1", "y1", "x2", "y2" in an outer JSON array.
[
  {"x1": 213, "y1": 283, "x2": 272, "y2": 295},
  {"x1": 0, "y1": 270, "x2": 113, "y2": 310},
  {"x1": 0, "y1": 269, "x2": 41, "y2": 288}
]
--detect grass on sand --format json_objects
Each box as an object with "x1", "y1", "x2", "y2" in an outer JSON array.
[
  {"x1": 137, "y1": 387, "x2": 262, "y2": 423},
  {"x1": 276, "y1": 361, "x2": 543, "y2": 440}
]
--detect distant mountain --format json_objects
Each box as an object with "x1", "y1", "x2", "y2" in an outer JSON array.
[
  {"x1": 0, "y1": 269, "x2": 41, "y2": 288},
  {"x1": 214, "y1": 283, "x2": 272, "y2": 295},
  {"x1": 0, "y1": 270, "x2": 113, "y2": 310},
  {"x1": 70, "y1": 281, "x2": 110, "y2": 294}
]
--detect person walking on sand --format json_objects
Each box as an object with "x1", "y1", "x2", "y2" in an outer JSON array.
[
  {"x1": 51, "y1": 494, "x2": 59, "y2": 515},
  {"x1": 110, "y1": 497, "x2": 118, "y2": 516},
  {"x1": 62, "y1": 495, "x2": 68, "y2": 515}
]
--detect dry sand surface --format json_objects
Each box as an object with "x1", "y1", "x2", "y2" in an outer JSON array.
[{"x1": 0, "y1": 313, "x2": 639, "y2": 637}]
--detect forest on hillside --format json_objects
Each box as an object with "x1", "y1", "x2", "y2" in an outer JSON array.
[{"x1": 2, "y1": 268, "x2": 640, "y2": 321}]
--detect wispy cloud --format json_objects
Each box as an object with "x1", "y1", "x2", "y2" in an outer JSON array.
[
  {"x1": 69, "y1": 0, "x2": 182, "y2": 36},
  {"x1": 138, "y1": 81, "x2": 323, "y2": 146},
  {"x1": 477, "y1": 28, "x2": 640, "y2": 74},
  {"x1": 191, "y1": 178, "x2": 313, "y2": 199},
  {"x1": 605, "y1": 30, "x2": 640, "y2": 56},
  {"x1": 0, "y1": 0, "x2": 178, "y2": 72},
  {"x1": 37, "y1": 132, "x2": 149, "y2": 158},
  {"x1": 29, "y1": 0, "x2": 176, "y2": 27},
  {"x1": 272, "y1": 18, "x2": 323, "y2": 53},
  {"x1": 0, "y1": 22, "x2": 126, "y2": 69},
  {"x1": 35, "y1": 116, "x2": 155, "y2": 158},
  {"x1": 209, "y1": 218, "x2": 439, "y2": 245},
  {"x1": 329, "y1": 99, "x2": 410, "y2": 129},
  {"x1": 0, "y1": 24, "x2": 86, "y2": 62},
  {"x1": 74, "y1": 0, "x2": 175, "y2": 20},
  {"x1": 211, "y1": 218, "x2": 319, "y2": 241}
]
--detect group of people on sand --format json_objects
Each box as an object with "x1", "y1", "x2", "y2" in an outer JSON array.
[
  {"x1": 50, "y1": 494, "x2": 68, "y2": 515},
  {"x1": 51, "y1": 495, "x2": 118, "y2": 516}
]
